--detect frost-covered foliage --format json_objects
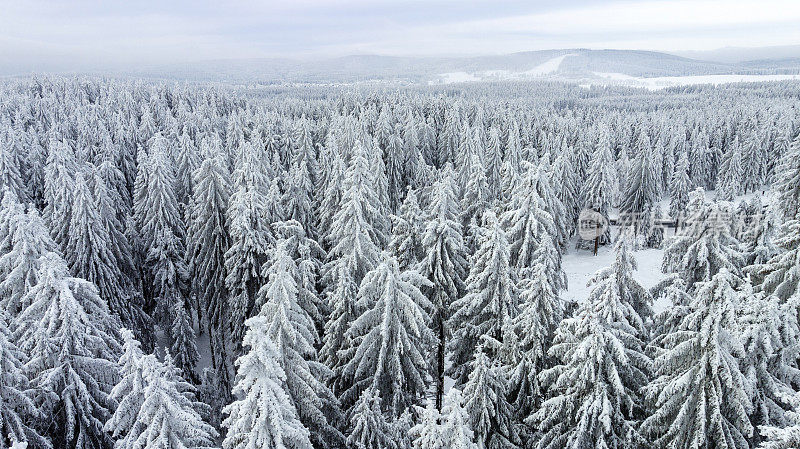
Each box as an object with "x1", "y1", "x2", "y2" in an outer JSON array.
[
  {"x1": 1, "y1": 76, "x2": 799, "y2": 449},
  {"x1": 16, "y1": 252, "x2": 121, "y2": 449},
  {"x1": 641, "y1": 270, "x2": 753, "y2": 449},
  {"x1": 224, "y1": 314, "x2": 313, "y2": 449},
  {"x1": 449, "y1": 211, "x2": 517, "y2": 386},
  {"x1": 663, "y1": 197, "x2": 744, "y2": 290},
  {"x1": 341, "y1": 254, "x2": 433, "y2": 415}
]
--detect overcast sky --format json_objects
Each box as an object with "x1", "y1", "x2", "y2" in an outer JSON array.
[{"x1": 2, "y1": 0, "x2": 799, "y2": 68}]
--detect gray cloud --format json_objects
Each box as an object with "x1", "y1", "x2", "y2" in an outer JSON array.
[{"x1": 1, "y1": 0, "x2": 798, "y2": 71}]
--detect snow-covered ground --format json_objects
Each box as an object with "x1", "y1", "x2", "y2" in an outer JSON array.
[
  {"x1": 434, "y1": 72, "x2": 482, "y2": 84},
  {"x1": 561, "y1": 233, "x2": 669, "y2": 312},
  {"x1": 591, "y1": 72, "x2": 800, "y2": 90},
  {"x1": 431, "y1": 64, "x2": 800, "y2": 88},
  {"x1": 431, "y1": 54, "x2": 575, "y2": 84}
]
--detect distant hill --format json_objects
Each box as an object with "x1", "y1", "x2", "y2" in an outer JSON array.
[{"x1": 7, "y1": 48, "x2": 800, "y2": 85}]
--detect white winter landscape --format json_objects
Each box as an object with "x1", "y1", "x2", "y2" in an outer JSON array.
[{"x1": 2, "y1": 2, "x2": 800, "y2": 449}]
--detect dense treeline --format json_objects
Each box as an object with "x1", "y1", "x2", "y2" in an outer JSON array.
[{"x1": 1, "y1": 76, "x2": 800, "y2": 449}]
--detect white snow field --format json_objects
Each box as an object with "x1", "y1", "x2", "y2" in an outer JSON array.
[
  {"x1": 592, "y1": 72, "x2": 800, "y2": 89},
  {"x1": 432, "y1": 53, "x2": 575, "y2": 84}
]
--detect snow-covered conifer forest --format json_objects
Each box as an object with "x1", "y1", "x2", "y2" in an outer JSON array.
[{"x1": 2, "y1": 76, "x2": 800, "y2": 449}]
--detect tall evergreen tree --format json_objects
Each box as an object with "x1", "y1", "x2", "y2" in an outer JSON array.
[
  {"x1": 449, "y1": 211, "x2": 517, "y2": 386},
  {"x1": 641, "y1": 269, "x2": 753, "y2": 449},
  {"x1": 341, "y1": 254, "x2": 433, "y2": 416},
  {"x1": 530, "y1": 310, "x2": 648, "y2": 449},
  {"x1": 738, "y1": 289, "x2": 795, "y2": 445},
  {"x1": 388, "y1": 189, "x2": 425, "y2": 271},
  {"x1": 669, "y1": 151, "x2": 691, "y2": 228},
  {"x1": 117, "y1": 354, "x2": 217, "y2": 449},
  {"x1": 17, "y1": 253, "x2": 121, "y2": 449},
  {"x1": 0, "y1": 206, "x2": 55, "y2": 318},
  {"x1": 421, "y1": 169, "x2": 468, "y2": 410},
  {"x1": 750, "y1": 216, "x2": 800, "y2": 301},
  {"x1": 257, "y1": 241, "x2": 344, "y2": 448},
  {"x1": 581, "y1": 126, "x2": 616, "y2": 245},
  {"x1": 663, "y1": 200, "x2": 744, "y2": 290},
  {"x1": 463, "y1": 347, "x2": 516, "y2": 449},
  {"x1": 501, "y1": 162, "x2": 558, "y2": 272},
  {"x1": 620, "y1": 132, "x2": 660, "y2": 234},
  {"x1": 225, "y1": 147, "x2": 274, "y2": 354},
  {"x1": 0, "y1": 309, "x2": 48, "y2": 449},
  {"x1": 187, "y1": 154, "x2": 232, "y2": 384},
  {"x1": 223, "y1": 315, "x2": 313, "y2": 449},
  {"x1": 325, "y1": 141, "x2": 384, "y2": 286},
  {"x1": 66, "y1": 172, "x2": 134, "y2": 328},
  {"x1": 347, "y1": 388, "x2": 399, "y2": 449},
  {"x1": 774, "y1": 133, "x2": 800, "y2": 220}
]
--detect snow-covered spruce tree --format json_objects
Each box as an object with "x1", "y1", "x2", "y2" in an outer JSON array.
[
  {"x1": 750, "y1": 214, "x2": 800, "y2": 302},
  {"x1": 294, "y1": 116, "x2": 319, "y2": 189},
  {"x1": 388, "y1": 188, "x2": 425, "y2": 271},
  {"x1": 716, "y1": 136, "x2": 744, "y2": 201},
  {"x1": 648, "y1": 276, "x2": 693, "y2": 349},
  {"x1": 620, "y1": 132, "x2": 660, "y2": 235},
  {"x1": 369, "y1": 138, "x2": 393, "y2": 240},
  {"x1": 0, "y1": 141, "x2": 29, "y2": 206},
  {"x1": 91, "y1": 168, "x2": 148, "y2": 342},
  {"x1": 550, "y1": 152, "x2": 580, "y2": 239},
  {"x1": 527, "y1": 162, "x2": 568, "y2": 252},
  {"x1": 641, "y1": 269, "x2": 753, "y2": 449},
  {"x1": 741, "y1": 131, "x2": 765, "y2": 194},
  {"x1": 117, "y1": 353, "x2": 217, "y2": 449},
  {"x1": 440, "y1": 388, "x2": 479, "y2": 449},
  {"x1": 257, "y1": 240, "x2": 344, "y2": 448},
  {"x1": 341, "y1": 254, "x2": 433, "y2": 416},
  {"x1": 463, "y1": 347, "x2": 517, "y2": 449},
  {"x1": 774, "y1": 133, "x2": 800, "y2": 220},
  {"x1": 662, "y1": 199, "x2": 744, "y2": 291},
  {"x1": 421, "y1": 168, "x2": 468, "y2": 410},
  {"x1": 66, "y1": 172, "x2": 134, "y2": 329},
  {"x1": 410, "y1": 403, "x2": 443, "y2": 449},
  {"x1": 580, "y1": 125, "x2": 616, "y2": 245},
  {"x1": 187, "y1": 154, "x2": 232, "y2": 384},
  {"x1": 222, "y1": 300, "x2": 313, "y2": 449},
  {"x1": 136, "y1": 139, "x2": 187, "y2": 320},
  {"x1": 485, "y1": 127, "x2": 503, "y2": 200},
  {"x1": 42, "y1": 139, "x2": 76, "y2": 253},
  {"x1": 0, "y1": 309, "x2": 48, "y2": 449},
  {"x1": 347, "y1": 388, "x2": 399, "y2": 449},
  {"x1": 225, "y1": 147, "x2": 274, "y2": 355},
  {"x1": 175, "y1": 129, "x2": 200, "y2": 209},
  {"x1": 104, "y1": 329, "x2": 146, "y2": 443},
  {"x1": 325, "y1": 140, "x2": 384, "y2": 286},
  {"x1": 0, "y1": 188, "x2": 23, "y2": 254},
  {"x1": 284, "y1": 158, "x2": 316, "y2": 238},
  {"x1": 742, "y1": 200, "x2": 780, "y2": 266},
  {"x1": 318, "y1": 140, "x2": 346, "y2": 247},
  {"x1": 16, "y1": 252, "x2": 121, "y2": 449},
  {"x1": 761, "y1": 391, "x2": 800, "y2": 449},
  {"x1": 0, "y1": 206, "x2": 55, "y2": 318},
  {"x1": 669, "y1": 151, "x2": 692, "y2": 229},
  {"x1": 385, "y1": 128, "x2": 406, "y2": 212},
  {"x1": 588, "y1": 232, "x2": 653, "y2": 333},
  {"x1": 506, "y1": 244, "x2": 564, "y2": 419},
  {"x1": 530, "y1": 309, "x2": 649, "y2": 449},
  {"x1": 500, "y1": 161, "x2": 557, "y2": 273},
  {"x1": 170, "y1": 298, "x2": 200, "y2": 383},
  {"x1": 449, "y1": 211, "x2": 517, "y2": 386},
  {"x1": 320, "y1": 259, "x2": 359, "y2": 397},
  {"x1": 738, "y1": 289, "x2": 795, "y2": 445},
  {"x1": 461, "y1": 155, "x2": 491, "y2": 229}
]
